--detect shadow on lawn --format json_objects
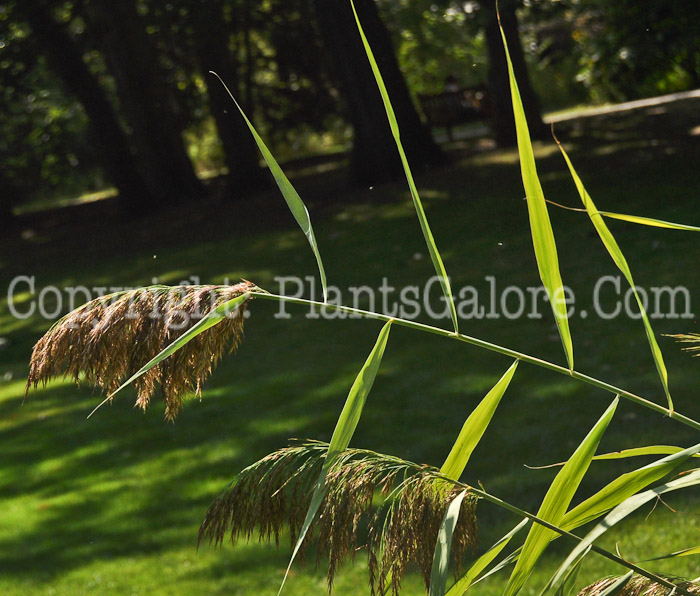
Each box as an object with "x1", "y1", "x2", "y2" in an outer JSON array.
[
  {"x1": 3, "y1": 314, "x2": 698, "y2": 582},
  {"x1": 1, "y1": 95, "x2": 699, "y2": 588}
]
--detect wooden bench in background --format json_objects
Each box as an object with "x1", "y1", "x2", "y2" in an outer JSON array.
[{"x1": 418, "y1": 86, "x2": 490, "y2": 141}]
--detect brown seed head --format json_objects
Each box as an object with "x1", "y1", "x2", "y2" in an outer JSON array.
[
  {"x1": 26, "y1": 281, "x2": 256, "y2": 420},
  {"x1": 197, "y1": 441, "x2": 479, "y2": 594},
  {"x1": 578, "y1": 574, "x2": 700, "y2": 596}
]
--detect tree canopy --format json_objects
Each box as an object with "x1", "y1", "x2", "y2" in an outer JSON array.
[{"x1": 2, "y1": 0, "x2": 697, "y2": 216}]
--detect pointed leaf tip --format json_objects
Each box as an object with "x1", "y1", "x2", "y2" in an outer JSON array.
[
  {"x1": 499, "y1": 23, "x2": 573, "y2": 370},
  {"x1": 210, "y1": 72, "x2": 328, "y2": 303},
  {"x1": 278, "y1": 320, "x2": 392, "y2": 593},
  {"x1": 350, "y1": 0, "x2": 458, "y2": 332}
]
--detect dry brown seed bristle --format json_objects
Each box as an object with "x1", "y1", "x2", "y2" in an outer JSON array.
[
  {"x1": 577, "y1": 574, "x2": 700, "y2": 596},
  {"x1": 26, "y1": 281, "x2": 256, "y2": 419},
  {"x1": 197, "y1": 441, "x2": 479, "y2": 595},
  {"x1": 367, "y1": 473, "x2": 478, "y2": 596}
]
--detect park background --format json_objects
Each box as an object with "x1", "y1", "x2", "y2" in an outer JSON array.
[{"x1": 1, "y1": 1, "x2": 700, "y2": 595}]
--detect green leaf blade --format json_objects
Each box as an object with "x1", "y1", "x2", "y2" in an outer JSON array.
[
  {"x1": 562, "y1": 440, "x2": 700, "y2": 530},
  {"x1": 555, "y1": 140, "x2": 671, "y2": 410},
  {"x1": 503, "y1": 398, "x2": 619, "y2": 596},
  {"x1": 350, "y1": 0, "x2": 458, "y2": 333},
  {"x1": 209, "y1": 72, "x2": 328, "y2": 302},
  {"x1": 499, "y1": 26, "x2": 573, "y2": 369},
  {"x1": 431, "y1": 490, "x2": 469, "y2": 596},
  {"x1": 278, "y1": 320, "x2": 393, "y2": 594},
  {"x1": 591, "y1": 445, "x2": 700, "y2": 461},
  {"x1": 325, "y1": 320, "x2": 393, "y2": 461},
  {"x1": 552, "y1": 468, "x2": 700, "y2": 584},
  {"x1": 540, "y1": 545, "x2": 591, "y2": 596},
  {"x1": 446, "y1": 519, "x2": 529, "y2": 596},
  {"x1": 599, "y1": 211, "x2": 700, "y2": 231},
  {"x1": 645, "y1": 545, "x2": 700, "y2": 561},
  {"x1": 441, "y1": 360, "x2": 519, "y2": 480},
  {"x1": 531, "y1": 445, "x2": 699, "y2": 469}
]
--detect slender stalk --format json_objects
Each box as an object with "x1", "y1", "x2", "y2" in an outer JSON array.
[
  {"x1": 546, "y1": 199, "x2": 587, "y2": 213},
  {"x1": 466, "y1": 484, "x2": 696, "y2": 596},
  {"x1": 251, "y1": 292, "x2": 700, "y2": 433}
]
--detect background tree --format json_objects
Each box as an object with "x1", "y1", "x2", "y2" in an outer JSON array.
[
  {"x1": 190, "y1": 0, "x2": 269, "y2": 197},
  {"x1": 11, "y1": 1, "x2": 156, "y2": 215},
  {"x1": 482, "y1": 0, "x2": 545, "y2": 146},
  {"x1": 571, "y1": 0, "x2": 700, "y2": 101},
  {"x1": 313, "y1": 0, "x2": 444, "y2": 186},
  {"x1": 4, "y1": 0, "x2": 698, "y2": 218},
  {"x1": 378, "y1": 0, "x2": 489, "y2": 95},
  {"x1": 378, "y1": 0, "x2": 545, "y2": 147},
  {"x1": 0, "y1": 172, "x2": 21, "y2": 232},
  {"x1": 81, "y1": 0, "x2": 204, "y2": 205}
]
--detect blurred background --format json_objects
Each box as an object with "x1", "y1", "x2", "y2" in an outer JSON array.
[
  {"x1": 2, "y1": 2, "x2": 700, "y2": 595},
  {"x1": 2, "y1": 0, "x2": 699, "y2": 226}
]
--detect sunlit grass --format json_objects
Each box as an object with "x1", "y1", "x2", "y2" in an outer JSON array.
[{"x1": 2, "y1": 97, "x2": 700, "y2": 595}]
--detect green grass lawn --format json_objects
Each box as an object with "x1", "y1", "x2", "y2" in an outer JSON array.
[{"x1": 2, "y1": 98, "x2": 700, "y2": 595}]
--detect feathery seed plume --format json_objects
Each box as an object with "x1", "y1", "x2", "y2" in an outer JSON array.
[
  {"x1": 577, "y1": 574, "x2": 700, "y2": 596},
  {"x1": 27, "y1": 281, "x2": 256, "y2": 419},
  {"x1": 198, "y1": 441, "x2": 478, "y2": 594}
]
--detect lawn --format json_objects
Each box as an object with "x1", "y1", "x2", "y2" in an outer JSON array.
[{"x1": 2, "y1": 97, "x2": 700, "y2": 596}]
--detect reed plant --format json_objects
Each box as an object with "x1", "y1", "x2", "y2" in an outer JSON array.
[{"x1": 26, "y1": 3, "x2": 700, "y2": 596}]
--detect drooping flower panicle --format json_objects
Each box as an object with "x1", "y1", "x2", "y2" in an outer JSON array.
[
  {"x1": 198, "y1": 441, "x2": 478, "y2": 594},
  {"x1": 26, "y1": 281, "x2": 256, "y2": 419},
  {"x1": 578, "y1": 574, "x2": 700, "y2": 596}
]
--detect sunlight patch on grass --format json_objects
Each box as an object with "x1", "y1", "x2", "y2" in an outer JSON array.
[
  {"x1": 3, "y1": 98, "x2": 700, "y2": 595},
  {"x1": 14, "y1": 188, "x2": 118, "y2": 216}
]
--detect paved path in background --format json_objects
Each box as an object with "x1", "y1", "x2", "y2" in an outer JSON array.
[
  {"x1": 442, "y1": 88, "x2": 700, "y2": 142},
  {"x1": 545, "y1": 88, "x2": 700, "y2": 123}
]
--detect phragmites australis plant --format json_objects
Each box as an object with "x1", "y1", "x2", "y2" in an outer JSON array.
[{"x1": 26, "y1": 2, "x2": 700, "y2": 595}]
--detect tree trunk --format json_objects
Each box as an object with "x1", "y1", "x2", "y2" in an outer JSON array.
[
  {"x1": 483, "y1": 0, "x2": 545, "y2": 147},
  {"x1": 0, "y1": 171, "x2": 20, "y2": 233},
  {"x1": 241, "y1": 0, "x2": 254, "y2": 116},
  {"x1": 192, "y1": 0, "x2": 268, "y2": 197},
  {"x1": 84, "y1": 0, "x2": 204, "y2": 204},
  {"x1": 24, "y1": 4, "x2": 159, "y2": 215},
  {"x1": 313, "y1": 0, "x2": 444, "y2": 187}
]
